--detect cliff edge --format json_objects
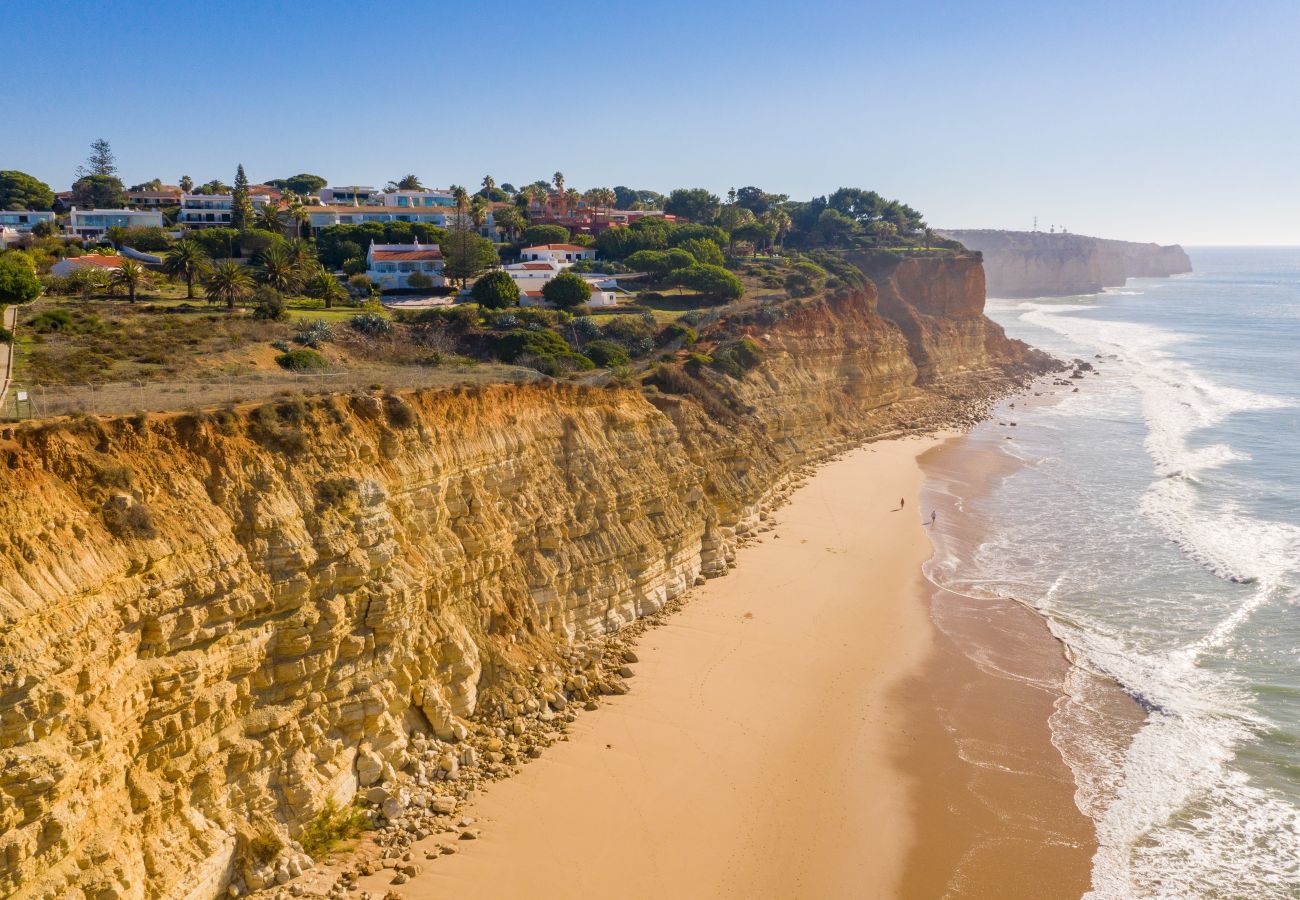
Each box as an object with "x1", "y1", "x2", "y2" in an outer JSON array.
[
  {"x1": 938, "y1": 229, "x2": 1192, "y2": 298},
  {"x1": 0, "y1": 260, "x2": 1051, "y2": 898}
]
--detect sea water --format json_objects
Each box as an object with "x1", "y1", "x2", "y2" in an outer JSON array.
[{"x1": 924, "y1": 247, "x2": 1300, "y2": 897}]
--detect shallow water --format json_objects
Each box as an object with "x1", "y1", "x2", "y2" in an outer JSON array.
[{"x1": 923, "y1": 248, "x2": 1300, "y2": 897}]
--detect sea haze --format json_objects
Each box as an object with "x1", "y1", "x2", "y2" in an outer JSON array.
[{"x1": 924, "y1": 247, "x2": 1300, "y2": 897}]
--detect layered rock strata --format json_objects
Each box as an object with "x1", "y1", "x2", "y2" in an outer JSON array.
[{"x1": 0, "y1": 263, "x2": 1046, "y2": 898}]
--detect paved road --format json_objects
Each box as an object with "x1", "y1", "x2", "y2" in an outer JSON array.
[{"x1": 0, "y1": 304, "x2": 17, "y2": 413}]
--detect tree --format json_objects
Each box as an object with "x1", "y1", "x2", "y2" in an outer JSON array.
[
  {"x1": 442, "y1": 221, "x2": 498, "y2": 288},
  {"x1": 678, "y1": 237, "x2": 725, "y2": 266},
  {"x1": 0, "y1": 255, "x2": 42, "y2": 305},
  {"x1": 286, "y1": 195, "x2": 310, "y2": 238},
  {"x1": 267, "y1": 173, "x2": 327, "y2": 196},
  {"x1": 180, "y1": 175, "x2": 194, "y2": 193},
  {"x1": 194, "y1": 179, "x2": 231, "y2": 195},
  {"x1": 481, "y1": 175, "x2": 497, "y2": 196},
  {"x1": 84, "y1": 139, "x2": 117, "y2": 177},
  {"x1": 162, "y1": 239, "x2": 211, "y2": 299},
  {"x1": 664, "y1": 188, "x2": 721, "y2": 223},
  {"x1": 386, "y1": 174, "x2": 424, "y2": 191},
  {"x1": 257, "y1": 243, "x2": 306, "y2": 293},
  {"x1": 204, "y1": 259, "x2": 254, "y2": 310},
  {"x1": 450, "y1": 184, "x2": 469, "y2": 211},
  {"x1": 669, "y1": 264, "x2": 743, "y2": 302},
  {"x1": 625, "y1": 248, "x2": 693, "y2": 278},
  {"x1": 129, "y1": 178, "x2": 163, "y2": 192},
  {"x1": 231, "y1": 165, "x2": 253, "y2": 231},
  {"x1": 762, "y1": 208, "x2": 791, "y2": 247},
  {"x1": 521, "y1": 224, "x2": 569, "y2": 246},
  {"x1": 71, "y1": 174, "x2": 125, "y2": 209},
  {"x1": 471, "y1": 270, "x2": 520, "y2": 309},
  {"x1": 493, "y1": 205, "x2": 526, "y2": 242},
  {"x1": 112, "y1": 258, "x2": 147, "y2": 303},
  {"x1": 305, "y1": 267, "x2": 347, "y2": 309},
  {"x1": 734, "y1": 186, "x2": 788, "y2": 216},
  {"x1": 255, "y1": 203, "x2": 285, "y2": 234},
  {"x1": 541, "y1": 271, "x2": 591, "y2": 310},
  {"x1": 470, "y1": 196, "x2": 489, "y2": 229},
  {"x1": 0, "y1": 171, "x2": 55, "y2": 210}
]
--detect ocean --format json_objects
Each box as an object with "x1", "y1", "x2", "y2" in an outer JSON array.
[{"x1": 923, "y1": 247, "x2": 1300, "y2": 898}]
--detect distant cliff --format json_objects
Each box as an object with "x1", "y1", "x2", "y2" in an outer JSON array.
[{"x1": 938, "y1": 230, "x2": 1192, "y2": 298}]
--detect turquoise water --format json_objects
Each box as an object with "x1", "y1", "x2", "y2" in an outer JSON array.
[{"x1": 926, "y1": 248, "x2": 1300, "y2": 898}]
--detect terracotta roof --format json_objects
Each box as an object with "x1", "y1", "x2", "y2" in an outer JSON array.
[
  {"x1": 73, "y1": 255, "x2": 126, "y2": 268},
  {"x1": 372, "y1": 248, "x2": 443, "y2": 261},
  {"x1": 524, "y1": 290, "x2": 545, "y2": 297},
  {"x1": 519, "y1": 263, "x2": 556, "y2": 270},
  {"x1": 520, "y1": 244, "x2": 592, "y2": 252}
]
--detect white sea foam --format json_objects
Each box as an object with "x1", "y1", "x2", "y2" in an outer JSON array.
[{"x1": 981, "y1": 298, "x2": 1300, "y2": 897}]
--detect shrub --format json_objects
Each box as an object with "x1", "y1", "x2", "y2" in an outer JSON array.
[
  {"x1": 677, "y1": 237, "x2": 725, "y2": 267},
  {"x1": 384, "y1": 394, "x2": 417, "y2": 428},
  {"x1": 710, "y1": 337, "x2": 763, "y2": 378},
  {"x1": 517, "y1": 351, "x2": 595, "y2": 376},
  {"x1": 470, "y1": 270, "x2": 520, "y2": 309},
  {"x1": 298, "y1": 801, "x2": 370, "y2": 859},
  {"x1": 315, "y1": 477, "x2": 358, "y2": 510},
  {"x1": 583, "y1": 339, "x2": 631, "y2": 368},
  {"x1": 251, "y1": 287, "x2": 288, "y2": 321},
  {"x1": 0, "y1": 327, "x2": 11, "y2": 344},
  {"x1": 0, "y1": 254, "x2": 42, "y2": 305},
  {"x1": 349, "y1": 312, "x2": 392, "y2": 336},
  {"x1": 294, "y1": 319, "x2": 334, "y2": 348},
  {"x1": 271, "y1": 339, "x2": 291, "y2": 352},
  {"x1": 102, "y1": 497, "x2": 156, "y2": 539},
  {"x1": 573, "y1": 316, "x2": 601, "y2": 339},
  {"x1": 250, "y1": 402, "x2": 311, "y2": 454},
  {"x1": 406, "y1": 270, "x2": 435, "y2": 290},
  {"x1": 346, "y1": 273, "x2": 373, "y2": 297},
  {"x1": 657, "y1": 322, "x2": 697, "y2": 347},
  {"x1": 541, "y1": 272, "x2": 591, "y2": 310},
  {"x1": 31, "y1": 309, "x2": 72, "y2": 332},
  {"x1": 276, "y1": 348, "x2": 328, "y2": 371},
  {"x1": 494, "y1": 327, "x2": 569, "y2": 362},
  {"x1": 600, "y1": 315, "x2": 654, "y2": 345},
  {"x1": 669, "y1": 264, "x2": 744, "y2": 303}
]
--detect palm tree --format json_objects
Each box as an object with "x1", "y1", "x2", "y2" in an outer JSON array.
[
  {"x1": 494, "y1": 205, "x2": 526, "y2": 242},
  {"x1": 255, "y1": 203, "x2": 285, "y2": 234},
  {"x1": 386, "y1": 174, "x2": 423, "y2": 191},
  {"x1": 763, "y1": 208, "x2": 792, "y2": 250},
  {"x1": 256, "y1": 243, "x2": 305, "y2": 294},
  {"x1": 205, "y1": 260, "x2": 254, "y2": 310},
  {"x1": 450, "y1": 185, "x2": 469, "y2": 212},
  {"x1": 162, "y1": 239, "x2": 210, "y2": 299},
  {"x1": 180, "y1": 175, "x2": 194, "y2": 193},
  {"x1": 285, "y1": 238, "x2": 316, "y2": 267},
  {"x1": 470, "y1": 196, "x2": 489, "y2": 230},
  {"x1": 112, "y1": 259, "x2": 146, "y2": 303},
  {"x1": 286, "y1": 195, "x2": 310, "y2": 238},
  {"x1": 481, "y1": 175, "x2": 497, "y2": 198},
  {"x1": 552, "y1": 172, "x2": 566, "y2": 215}
]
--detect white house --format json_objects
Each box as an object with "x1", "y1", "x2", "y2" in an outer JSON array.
[
  {"x1": 65, "y1": 208, "x2": 164, "y2": 241},
  {"x1": 177, "y1": 193, "x2": 274, "y2": 229},
  {"x1": 383, "y1": 189, "x2": 456, "y2": 209},
  {"x1": 0, "y1": 210, "x2": 57, "y2": 247},
  {"x1": 519, "y1": 243, "x2": 596, "y2": 264},
  {"x1": 303, "y1": 205, "x2": 497, "y2": 240},
  {"x1": 503, "y1": 260, "x2": 621, "y2": 308},
  {"x1": 365, "y1": 241, "x2": 444, "y2": 290},
  {"x1": 50, "y1": 253, "x2": 128, "y2": 277},
  {"x1": 319, "y1": 186, "x2": 382, "y2": 206}
]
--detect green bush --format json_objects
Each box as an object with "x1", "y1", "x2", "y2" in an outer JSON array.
[
  {"x1": 710, "y1": 337, "x2": 763, "y2": 378},
  {"x1": 349, "y1": 312, "x2": 392, "y2": 336},
  {"x1": 342, "y1": 257, "x2": 367, "y2": 276},
  {"x1": 669, "y1": 264, "x2": 744, "y2": 303},
  {"x1": 251, "y1": 287, "x2": 288, "y2": 321},
  {"x1": 583, "y1": 339, "x2": 630, "y2": 368},
  {"x1": 298, "y1": 801, "x2": 370, "y2": 859},
  {"x1": 31, "y1": 309, "x2": 73, "y2": 332},
  {"x1": 657, "y1": 322, "x2": 698, "y2": 347},
  {"x1": 0, "y1": 326, "x2": 11, "y2": 344},
  {"x1": 494, "y1": 327, "x2": 569, "y2": 362},
  {"x1": 470, "y1": 270, "x2": 520, "y2": 309},
  {"x1": 275, "y1": 348, "x2": 328, "y2": 371}
]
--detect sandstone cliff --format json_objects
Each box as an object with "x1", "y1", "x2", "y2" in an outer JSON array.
[
  {"x1": 938, "y1": 229, "x2": 1192, "y2": 297},
  {"x1": 0, "y1": 263, "x2": 1046, "y2": 898}
]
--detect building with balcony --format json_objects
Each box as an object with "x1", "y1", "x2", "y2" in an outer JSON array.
[
  {"x1": 365, "y1": 241, "x2": 445, "y2": 290},
  {"x1": 177, "y1": 193, "x2": 275, "y2": 229},
  {"x1": 0, "y1": 210, "x2": 57, "y2": 247},
  {"x1": 124, "y1": 188, "x2": 182, "y2": 209},
  {"x1": 319, "y1": 186, "x2": 382, "y2": 206},
  {"x1": 65, "y1": 208, "x2": 164, "y2": 241}
]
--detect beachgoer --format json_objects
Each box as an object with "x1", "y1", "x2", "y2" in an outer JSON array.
[
  {"x1": 930, "y1": 510, "x2": 937, "y2": 526},
  {"x1": 900, "y1": 497, "x2": 905, "y2": 509}
]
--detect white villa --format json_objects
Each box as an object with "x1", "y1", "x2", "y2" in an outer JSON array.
[
  {"x1": 502, "y1": 257, "x2": 622, "y2": 309},
  {"x1": 319, "y1": 186, "x2": 382, "y2": 206},
  {"x1": 177, "y1": 192, "x2": 274, "y2": 229},
  {"x1": 519, "y1": 243, "x2": 596, "y2": 264},
  {"x1": 304, "y1": 205, "x2": 497, "y2": 240},
  {"x1": 65, "y1": 208, "x2": 164, "y2": 241},
  {"x1": 0, "y1": 210, "x2": 57, "y2": 247},
  {"x1": 365, "y1": 241, "x2": 444, "y2": 290},
  {"x1": 382, "y1": 190, "x2": 456, "y2": 209}
]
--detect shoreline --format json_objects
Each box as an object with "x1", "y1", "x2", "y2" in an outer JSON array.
[{"x1": 293, "y1": 421, "x2": 1106, "y2": 900}]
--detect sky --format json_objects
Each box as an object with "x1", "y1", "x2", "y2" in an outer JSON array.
[{"x1": 4, "y1": 0, "x2": 1298, "y2": 245}]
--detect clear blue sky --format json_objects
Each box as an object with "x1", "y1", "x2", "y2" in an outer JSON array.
[{"x1": 5, "y1": 0, "x2": 1297, "y2": 245}]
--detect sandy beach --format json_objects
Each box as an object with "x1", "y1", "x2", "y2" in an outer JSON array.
[{"x1": 353, "y1": 433, "x2": 1095, "y2": 899}]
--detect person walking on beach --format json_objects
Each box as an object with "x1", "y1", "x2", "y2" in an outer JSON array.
[
  {"x1": 900, "y1": 497, "x2": 905, "y2": 509},
  {"x1": 930, "y1": 510, "x2": 937, "y2": 527}
]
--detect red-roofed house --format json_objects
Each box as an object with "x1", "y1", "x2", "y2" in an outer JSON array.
[
  {"x1": 365, "y1": 241, "x2": 444, "y2": 290},
  {"x1": 519, "y1": 244, "x2": 596, "y2": 264},
  {"x1": 50, "y1": 254, "x2": 127, "y2": 277}
]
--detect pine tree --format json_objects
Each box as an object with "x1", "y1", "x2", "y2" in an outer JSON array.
[
  {"x1": 87, "y1": 139, "x2": 117, "y2": 177},
  {"x1": 231, "y1": 164, "x2": 253, "y2": 231}
]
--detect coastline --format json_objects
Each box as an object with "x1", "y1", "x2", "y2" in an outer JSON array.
[{"x1": 335, "y1": 428, "x2": 1101, "y2": 900}]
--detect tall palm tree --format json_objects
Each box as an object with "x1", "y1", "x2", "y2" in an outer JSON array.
[
  {"x1": 386, "y1": 174, "x2": 423, "y2": 191},
  {"x1": 162, "y1": 239, "x2": 211, "y2": 299},
  {"x1": 481, "y1": 175, "x2": 497, "y2": 197},
  {"x1": 285, "y1": 238, "x2": 316, "y2": 267},
  {"x1": 112, "y1": 259, "x2": 146, "y2": 303},
  {"x1": 763, "y1": 208, "x2": 792, "y2": 250},
  {"x1": 470, "y1": 197, "x2": 489, "y2": 232},
  {"x1": 255, "y1": 203, "x2": 285, "y2": 234},
  {"x1": 552, "y1": 172, "x2": 566, "y2": 215},
  {"x1": 205, "y1": 260, "x2": 254, "y2": 310},
  {"x1": 313, "y1": 269, "x2": 347, "y2": 309},
  {"x1": 450, "y1": 185, "x2": 469, "y2": 212},
  {"x1": 494, "y1": 205, "x2": 526, "y2": 241},
  {"x1": 286, "y1": 195, "x2": 310, "y2": 238},
  {"x1": 256, "y1": 243, "x2": 306, "y2": 294}
]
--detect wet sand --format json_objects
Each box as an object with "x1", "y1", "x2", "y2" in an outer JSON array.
[{"x1": 354, "y1": 433, "x2": 1101, "y2": 899}]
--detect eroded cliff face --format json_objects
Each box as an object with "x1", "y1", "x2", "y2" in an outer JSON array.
[
  {"x1": 0, "y1": 266, "x2": 1045, "y2": 899},
  {"x1": 938, "y1": 229, "x2": 1192, "y2": 298}
]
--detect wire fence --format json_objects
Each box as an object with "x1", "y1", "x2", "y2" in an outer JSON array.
[{"x1": 2, "y1": 365, "x2": 538, "y2": 421}]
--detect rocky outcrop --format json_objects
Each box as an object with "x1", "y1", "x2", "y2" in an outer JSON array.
[
  {"x1": 938, "y1": 229, "x2": 1192, "y2": 297},
  {"x1": 0, "y1": 263, "x2": 1049, "y2": 898}
]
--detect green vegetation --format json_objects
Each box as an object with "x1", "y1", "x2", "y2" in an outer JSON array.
[
  {"x1": 204, "y1": 260, "x2": 255, "y2": 309},
  {"x1": 582, "y1": 339, "x2": 630, "y2": 368},
  {"x1": 298, "y1": 801, "x2": 370, "y2": 859},
  {"x1": 0, "y1": 170, "x2": 55, "y2": 210},
  {"x1": 275, "y1": 347, "x2": 328, "y2": 371},
  {"x1": 266, "y1": 173, "x2": 327, "y2": 196},
  {"x1": 0, "y1": 255, "x2": 42, "y2": 304},
  {"x1": 541, "y1": 272, "x2": 591, "y2": 310},
  {"x1": 471, "y1": 270, "x2": 520, "y2": 309}
]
